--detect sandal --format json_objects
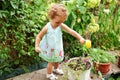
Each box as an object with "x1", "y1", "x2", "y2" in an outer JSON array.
[
  {"x1": 53, "y1": 68, "x2": 64, "y2": 75},
  {"x1": 46, "y1": 73, "x2": 58, "y2": 80}
]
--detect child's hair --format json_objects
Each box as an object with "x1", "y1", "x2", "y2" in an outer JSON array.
[{"x1": 48, "y1": 3, "x2": 68, "y2": 20}]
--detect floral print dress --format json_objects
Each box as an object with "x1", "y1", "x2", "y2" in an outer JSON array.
[{"x1": 39, "y1": 22, "x2": 64, "y2": 62}]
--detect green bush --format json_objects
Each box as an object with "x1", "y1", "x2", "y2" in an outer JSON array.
[{"x1": 0, "y1": 0, "x2": 48, "y2": 76}]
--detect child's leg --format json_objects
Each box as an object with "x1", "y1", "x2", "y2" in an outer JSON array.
[
  {"x1": 47, "y1": 62, "x2": 53, "y2": 74},
  {"x1": 53, "y1": 62, "x2": 59, "y2": 69},
  {"x1": 53, "y1": 62, "x2": 64, "y2": 75},
  {"x1": 46, "y1": 62, "x2": 58, "y2": 79}
]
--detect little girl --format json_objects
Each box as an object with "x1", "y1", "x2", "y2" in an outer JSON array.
[{"x1": 35, "y1": 3, "x2": 85, "y2": 80}]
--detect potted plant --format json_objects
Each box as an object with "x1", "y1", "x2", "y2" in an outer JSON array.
[
  {"x1": 118, "y1": 52, "x2": 120, "y2": 68},
  {"x1": 89, "y1": 48, "x2": 116, "y2": 75},
  {"x1": 65, "y1": 57, "x2": 92, "y2": 80}
]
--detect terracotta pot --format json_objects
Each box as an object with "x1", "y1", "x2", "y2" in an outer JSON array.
[
  {"x1": 94, "y1": 62, "x2": 110, "y2": 75},
  {"x1": 118, "y1": 54, "x2": 120, "y2": 68}
]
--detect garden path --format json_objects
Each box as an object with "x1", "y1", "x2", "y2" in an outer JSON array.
[{"x1": 6, "y1": 62, "x2": 120, "y2": 80}]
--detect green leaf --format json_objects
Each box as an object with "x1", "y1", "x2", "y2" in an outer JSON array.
[
  {"x1": 0, "y1": 70, "x2": 3, "y2": 75},
  {"x1": 78, "y1": 6, "x2": 86, "y2": 14},
  {"x1": 4, "y1": 67, "x2": 11, "y2": 73},
  {"x1": 20, "y1": 50, "x2": 26, "y2": 55},
  {"x1": 10, "y1": 11, "x2": 15, "y2": 16},
  {"x1": 82, "y1": 14, "x2": 87, "y2": 22},
  {"x1": 0, "y1": 10, "x2": 9, "y2": 18},
  {"x1": 10, "y1": 0, "x2": 19, "y2": 9},
  {"x1": 14, "y1": 60, "x2": 19, "y2": 65},
  {"x1": 77, "y1": 0, "x2": 85, "y2": 5},
  {"x1": 71, "y1": 12, "x2": 76, "y2": 29}
]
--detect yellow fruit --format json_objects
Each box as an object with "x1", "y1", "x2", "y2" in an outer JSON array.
[{"x1": 85, "y1": 40, "x2": 91, "y2": 48}]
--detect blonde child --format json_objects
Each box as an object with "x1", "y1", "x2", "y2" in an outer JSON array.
[{"x1": 35, "y1": 3, "x2": 85, "y2": 80}]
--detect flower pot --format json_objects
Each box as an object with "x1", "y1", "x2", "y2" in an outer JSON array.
[
  {"x1": 118, "y1": 53, "x2": 120, "y2": 68},
  {"x1": 94, "y1": 62, "x2": 110, "y2": 75},
  {"x1": 66, "y1": 57, "x2": 92, "y2": 80}
]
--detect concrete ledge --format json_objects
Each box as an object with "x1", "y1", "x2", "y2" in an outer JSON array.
[{"x1": 6, "y1": 69, "x2": 46, "y2": 80}]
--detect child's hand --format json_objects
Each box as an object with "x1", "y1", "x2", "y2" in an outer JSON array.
[
  {"x1": 79, "y1": 37, "x2": 85, "y2": 45},
  {"x1": 35, "y1": 46, "x2": 41, "y2": 53}
]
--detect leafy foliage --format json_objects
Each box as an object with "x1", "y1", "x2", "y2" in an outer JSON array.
[
  {"x1": 0, "y1": 0, "x2": 48, "y2": 76},
  {"x1": 89, "y1": 48, "x2": 116, "y2": 63},
  {"x1": 91, "y1": 0, "x2": 120, "y2": 50}
]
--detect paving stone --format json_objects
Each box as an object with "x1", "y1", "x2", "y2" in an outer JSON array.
[
  {"x1": 6, "y1": 69, "x2": 46, "y2": 80},
  {"x1": 111, "y1": 63, "x2": 120, "y2": 74}
]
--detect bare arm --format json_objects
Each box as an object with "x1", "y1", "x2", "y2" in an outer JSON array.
[
  {"x1": 61, "y1": 23, "x2": 85, "y2": 44},
  {"x1": 35, "y1": 25, "x2": 47, "y2": 52}
]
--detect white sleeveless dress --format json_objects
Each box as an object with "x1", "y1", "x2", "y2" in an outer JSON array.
[{"x1": 39, "y1": 22, "x2": 64, "y2": 62}]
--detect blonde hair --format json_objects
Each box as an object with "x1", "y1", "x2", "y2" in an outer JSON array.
[{"x1": 48, "y1": 3, "x2": 68, "y2": 20}]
